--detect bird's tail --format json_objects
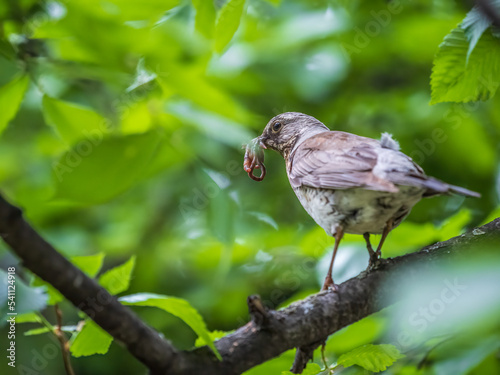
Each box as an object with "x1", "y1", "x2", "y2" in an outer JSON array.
[
  {"x1": 422, "y1": 177, "x2": 480, "y2": 198},
  {"x1": 447, "y1": 183, "x2": 481, "y2": 198}
]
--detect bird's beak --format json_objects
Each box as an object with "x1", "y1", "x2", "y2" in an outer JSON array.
[{"x1": 258, "y1": 135, "x2": 268, "y2": 149}]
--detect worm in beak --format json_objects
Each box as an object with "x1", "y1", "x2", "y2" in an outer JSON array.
[{"x1": 243, "y1": 137, "x2": 267, "y2": 181}]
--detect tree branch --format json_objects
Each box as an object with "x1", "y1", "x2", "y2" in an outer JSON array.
[
  {"x1": 0, "y1": 194, "x2": 179, "y2": 373},
  {"x1": 1, "y1": 192, "x2": 499, "y2": 375}
]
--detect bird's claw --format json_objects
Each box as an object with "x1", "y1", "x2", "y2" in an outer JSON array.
[
  {"x1": 326, "y1": 284, "x2": 339, "y2": 292},
  {"x1": 368, "y1": 253, "x2": 379, "y2": 268},
  {"x1": 321, "y1": 275, "x2": 339, "y2": 292}
]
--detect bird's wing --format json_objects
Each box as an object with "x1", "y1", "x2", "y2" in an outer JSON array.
[
  {"x1": 288, "y1": 131, "x2": 401, "y2": 192},
  {"x1": 289, "y1": 131, "x2": 480, "y2": 197}
]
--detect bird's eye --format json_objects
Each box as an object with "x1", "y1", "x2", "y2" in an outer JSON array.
[{"x1": 272, "y1": 122, "x2": 282, "y2": 132}]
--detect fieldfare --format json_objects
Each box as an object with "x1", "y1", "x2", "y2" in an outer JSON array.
[{"x1": 244, "y1": 112, "x2": 480, "y2": 291}]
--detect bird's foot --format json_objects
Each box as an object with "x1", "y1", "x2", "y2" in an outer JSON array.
[
  {"x1": 368, "y1": 255, "x2": 390, "y2": 271},
  {"x1": 368, "y1": 253, "x2": 380, "y2": 269},
  {"x1": 321, "y1": 275, "x2": 339, "y2": 292}
]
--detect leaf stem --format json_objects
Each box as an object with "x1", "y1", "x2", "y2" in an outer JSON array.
[{"x1": 54, "y1": 304, "x2": 77, "y2": 375}]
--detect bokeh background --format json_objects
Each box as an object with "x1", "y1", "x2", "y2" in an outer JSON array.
[{"x1": 1, "y1": 0, "x2": 499, "y2": 374}]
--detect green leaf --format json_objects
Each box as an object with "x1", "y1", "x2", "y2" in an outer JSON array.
[
  {"x1": 70, "y1": 320, "x2": 113, "y2": 357},
  {"x1": 25, "y1": 325, "x2": 78, "y2": 336},
  {"x1": 0, "y1": 75, "x2": 29, "y2": 135},
  {"x1": 263, "y1": 0, "x2": 281, "y2": 5},
  {"x1": 31, "y1": 278, "x2": 64, "y2": 305},
  {"x1": 16, "y1": 312, "x2": 42, "y2": 324},
  {"x1": 461, "y1": 7, "x2": 492, "y2": 60},
  {"x1": 430, "y1": 27, "x2": 500, "y2": 104},
  {"x1": 67, "y1": 0, "x2": 180, "y2": 23},
  {"x1": 337, "y1": 344, "x2": 405, "y2": 372},
  {"x1": 0, "y1": 39, "x2": 16, "y2": 60},
  {"x1": 120, "y1": 293, "x2": 222, "y2": 360},
  {"x1": 194, "y1": 330, "x2": 232, "y2": 347},
  {"x1": 72, "y1": 253, "x2": 105, "y2": 277},
  {"x1": 208, "y1": 187, "x2": 236, "y2": 245},
  {"x1": 214, "y1": 0, "x2": 246, "y2": 52},
  {"x1": 281, "y1": 363, "x2": 322, "y2": 375},
  {"x1": 100, "y1": 0, "x2": 180, "y2": 22},
  {"x1": 192, "y1": 0, "x2": 216, "y2": 38},
  {"x1": 24, "y1": 324, "x2": 78, "y2": 336},
  {"x1": 326, "y1": 315, "x2": 386, "y2": 353},
  {"x1": 99, "y1": 256, "x2": 136, "y2": 295},
  {"x1": 437, "y1": 209, "x2": 471, "y2": 240},
  {"x1": 52, "y1": 131, "x2": 161, "y2": 204},
  {"x1": 166, "y1": 101, "x2": 252, "y2": 147},
  {"x1": 42, "y1": 96, "x2": 109, "y2": 146},
  {"x1": 24, "y1": 327, "x2": 51, "y2": 336},
  {"x1": 432, "y1": 335, "x2": 500, "y2": 375}
]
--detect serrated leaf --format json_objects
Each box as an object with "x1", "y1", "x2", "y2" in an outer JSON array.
[
  {"x1": 214, "y1": 0, "x2": 246, "y2": 52},
  {"x1": 72, "y1": 253, "x2": 105, "y2": 277},
  {"x1": 70, "y1": 320, "x2": 113, "y2": 357},
  {"x1": 461, "y1": 7, "x2": 492, "y2": 60},
  {"x1": 431, "y1": 27, "x2": 500, "y2": 104},
  {"x1": 42, "y1": 96, "x2": 109, "y2": 146},
  {"x1": 192, "y1": 0, "x2": 216, "y2": 38},
  {"x1": 337, "y1": 344, "x2": 405, "y2": 372},
  {"x1": 0, "y1": 75, "x2": 29, "y2": 135},
  {"x1": 52, "y1": 131, "x2": 161, "y2": 204},
  {"x1": 281, "y1": 363, "x2": 322, "y2": 375},
  {"x1": 120, "y1": 293, "x2": 222, "y2": 360},
  {"x1": 99, "y1": 256, "x2": 136, "y2": 295}
]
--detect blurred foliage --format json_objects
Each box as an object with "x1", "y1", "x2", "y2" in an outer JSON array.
[{"x1": 0, "y1": 0, "x2": 500, "y2": 374}]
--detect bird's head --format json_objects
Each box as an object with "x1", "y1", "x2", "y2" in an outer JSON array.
[{"x1": 259, "y1": 112, "x2": 329, "y2": 159}]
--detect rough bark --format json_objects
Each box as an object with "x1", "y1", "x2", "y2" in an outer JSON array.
[{"x1": 1, "y1": 193, "x2": 499, "y2": 375}]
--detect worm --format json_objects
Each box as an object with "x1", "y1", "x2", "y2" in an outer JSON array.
[{"x1": 243, "y1": 137, "x2": 266, "y2": 182}]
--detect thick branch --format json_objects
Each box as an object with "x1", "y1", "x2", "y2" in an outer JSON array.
[
  {"x1": 170, "y1": 218, "x2": 500, "y2": 375},
  {"x1": 1, "y1": 192, "x2": 499, "y2": 375},
  {"x1": 0, "y1": 195, "x2": 178, "y2": 373}
]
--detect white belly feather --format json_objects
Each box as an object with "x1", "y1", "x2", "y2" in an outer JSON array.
[{"x1": 293, "y1": 186, "x2": 424, "y2": 235}]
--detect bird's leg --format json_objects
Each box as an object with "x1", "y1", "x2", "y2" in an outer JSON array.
[
  {"x1": 322, "y1": 228, "x2": 344, "y2": 292},
  {"x1": 375, "y1": 219, "x2": 394, "y2": 258},
  {"x1": 364, "y1": 232, "x2": 378, "y2": 266}
]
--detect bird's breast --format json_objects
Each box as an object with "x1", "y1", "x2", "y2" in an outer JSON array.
[{"x1": 293, "y1": 186, "x2": 424, "y2": 236}]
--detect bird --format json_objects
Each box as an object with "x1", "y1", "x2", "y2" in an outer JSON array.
[{"x1": 244, "y1": 112, "x2": 480, "y2": 291}]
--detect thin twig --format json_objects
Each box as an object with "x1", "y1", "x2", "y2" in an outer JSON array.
[{"x1": 54, "y1": 304, "x2": 76, "y2": 375}]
